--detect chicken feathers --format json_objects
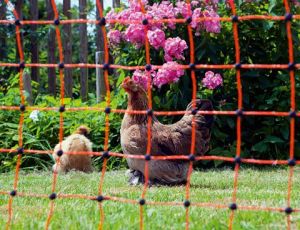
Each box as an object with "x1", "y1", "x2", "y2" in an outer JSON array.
[
  {"x1": 120, "y1": 77, "x2": 213, "y2": 185},
  {"x1": 52, "y1": 125, "x2": 93, "y2": 173}
]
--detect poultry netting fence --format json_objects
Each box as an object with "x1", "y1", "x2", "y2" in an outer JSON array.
[{"x1": 0, "y1": 0, "x2": 299, "y2": 229}]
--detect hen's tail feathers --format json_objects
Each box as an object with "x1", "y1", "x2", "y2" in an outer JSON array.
[
  {"x1": 74, "y1": 125, "x2": 90, "y2": 137},
  {"x1": 186, "y1": 99, "x2": 214, "y2": 129}
]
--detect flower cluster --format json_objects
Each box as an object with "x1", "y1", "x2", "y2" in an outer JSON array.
[
  {"x1": 107, "y1": 0, "x2": 222, "y2": 90},
  {"x1": 132, "y1": 62, "x2": 185, "y2": 89},
  {"x1": 164, "y1": 37, "x2": 188, "y2": 61},
  {"x1": 292, "y1": 0, "x2": 300, "y2": 7},
  {"x1": 191, "y1": 6, "x2": 220, "y2": 36},
  {"x1": 174, "y1": 1, "x2": 189, "y2": 19},
  {"x1": 203, "y1": 7, "x2": 221, "y2": 33},
  {"x1": 124, "y1": 25, "x2": 145, "y2": 47},
  {"x1": 147, "y1": 29, "x2": 165, "y2": 50},
  {"x1": 146, "y1": 1, "x2": 177, "y2": 29},
  {"x1": 202, "y1": 71, "x2": 223, "y2": 89},
  {"x1": 154, "y1": 62, "x2": 185, "y2": 88},
  {"x1": 106, "y1": 0, "x2": 221, "y2": 47},
  {"x1": 107, "y1": 30, "x2": 122, "y2": 46},
  {"x1": 132, "y1": 70, "x2": 149, "y2": 90}
]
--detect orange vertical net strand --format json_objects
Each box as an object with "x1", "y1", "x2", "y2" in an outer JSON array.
[
  {"x1": 4, "y1": 0, "x2": 25, "y2": 229},
  {"x1": 283, "y1": 0, "x2": 296, "y2": 229},
  {"x1": 95, "y1": 1, "x2": 112, "y2": 229},
  {"x1": 184, "y1": 1, "x2": 197, "y2": 229},
  {"x1": 137, "y1": 1, "x2": 152, "y2": 229},
  {"x1": 44, "y1": 0, "x2": 65, "y2": 229},
  {"x1": 227, "y1": 0, "x2": 243, "y2": 229}
]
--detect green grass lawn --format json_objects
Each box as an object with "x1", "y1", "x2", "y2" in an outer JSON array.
[{"x1": 1, "y1": 168, "x2": 300, "y2": 229}]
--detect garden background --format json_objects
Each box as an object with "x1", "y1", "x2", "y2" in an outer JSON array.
[{"x1": 0, "y1": 0, "x2": 299, "y2": 171}]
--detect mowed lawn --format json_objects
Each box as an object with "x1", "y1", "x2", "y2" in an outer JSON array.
[{"x1": 1, "y1": 168, "x2": 300, "y2": 230}]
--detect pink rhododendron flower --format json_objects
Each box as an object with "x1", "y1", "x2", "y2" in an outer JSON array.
[
  {"x1": 117, "y1": 8, "x2": 135, "y2": 21},
  {"x1": 174, "y1": 1, "x2": 190, "y2": 18},
  {"x1": 203, "y1": 8, "x2": 221, "y2": 33},
  {"x1": 147, "y1": 29, "x2": 166, "y2": 50},
  {"x1": 208, "y1": 0, "x2": 219, "y2": 5},
  {"x1": 106, "y1": 0, "x2": 222, "y2": 43},
  {"x1": 132, "y1": 70, "x2": 155, "y2": 90},
  {"x1": 122, "y1": 12, "x2": 150, "y2": 47},
  {"x1": 191, "y1": 8, "x2": 203, "y2": 36},
  {"x1": 292, "y1": 0, "x2": 300, "y2": 7},
  {"x1": 146, "y1": 1, "x2": 177, "y2": 29},
  {"x1": 107, "y1": 30, "x2": 122, "y2": 46},
  {"x1": 132, "y1": 70, "x2": 148, "y2": 90},
  {"x1": 124, "y1": 25, "x2": 145, "y2": 47},
  {"x1": 129, "y1": 0, "x2": 149, "y2": 12},
  {"x1": 191, "y1": 7, "x2": 221, "y2": 35},
  {"x1": 164, "y1": 37, "x2": 188, "y2": 61},
  {"x1": 153, "y1": 61, "x2": 184, "y2": 88},
  {"x1": 202, "y1": 71, "x2": 223, "y2": 89},
  {"x1": 203, "y1": 0, "x2": 219, "y2": 10},
  {"x1": 105, "y1": 9, "x2": 118, "y2": 28},
  {"x1": 191, "y1": 1, "x2": 200, "y2": 7},
  {"x1": 128, "y1": 12, "x2": 144, "y2": 21}
]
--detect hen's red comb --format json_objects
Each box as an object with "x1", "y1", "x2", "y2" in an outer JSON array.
[{"x1": 123, "y1": 76, "x2": 131, "y2": 84}]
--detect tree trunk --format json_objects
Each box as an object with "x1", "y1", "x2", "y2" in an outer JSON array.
[
  {"x1": 96, "y1": 4, "x2": 104, "y2": 54},
  {"x1": 30, "y1": 0, "x2": 39, "y2": 83},
  {"x1": 23, "y1": 72, "x2": 33, "y2": 105},
  {"x1": 96, "y1": 4, "x2": 106, "y2": 102},
  {"x1": 15, "y1": 0, "x2": 23, "y2": 63},
  {"x1": 113, "y1": 0, "x2": 121, "y2": 8},
  {"x1": 79, "y1": 0, "x2": 88, "y2": 101},
  {"x1": 0, "y1": 4, "x2": 6, "y2": 61},
  {"x1": 46, "y1": 0, "x2": 56, "y2": 96},
  {"x1": 63, "y1": 0, "x2": 73, "y2": 98}
]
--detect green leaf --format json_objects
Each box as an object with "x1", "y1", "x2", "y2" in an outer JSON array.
[
  {"x1": 226, "y1": 118, "x2": 235, "y2": 129},
  {"x1": 12, "y1": 135, "x2": 19, "y2": 141},
  {"x1": 263, "y1": 136, "x2": 284, "y2": 144},
  {"x1": 153, "y1": 96, "x2": 160, "y2": 105},
  {"x1": 24, "y1": 138, "x2": 38, "y2": 145},
  {"x1": 2, "y1": 123, "x2": 19, "y2": 129},
  {"x1": 252, "y1": 141, "x2": 268, "y2": 153},
  {"x1": 212, "y1": 127, "x2": 227, "y2": 140},
  {"x1": 209, "y1": 147, "x2": 232, "y2": 156},
  {"x1": 64, "y1": 98, "x2": 72, "y2": 105},
  {"x1": 262, "y1": 21, "x2": 275, "y2": 30},
  {"x1": 280, "y1": 126, "x2": 289, "y2": 140},
  {"x1": 268, "y1": 0, "x2": 277, "y2": 13},
  {"x1": 116, "y1": 71, "x2": 126, "y2": 86}
]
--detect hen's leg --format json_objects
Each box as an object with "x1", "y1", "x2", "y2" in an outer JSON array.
[
  {"x1": 126, "y1": 169, "x2": 145, "y2": 185},
  {"x1": 126, "y1": 170, "x2": 165, "y2": 186}
]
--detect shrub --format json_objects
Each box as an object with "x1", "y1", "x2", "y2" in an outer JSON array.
[
  {"x1": 0, "y1": 73, "x2": 126, "y2": 172},
  {"x1": 106, "y1": 0, "x2": 300, "y2": 165},
  {"x1": 1, "y1": 1, "x2": 300, "y2": 171}
]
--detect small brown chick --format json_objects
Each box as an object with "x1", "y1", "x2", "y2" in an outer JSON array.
[{"x1": 52, "y1": 125, "x2": 93, "y2": 173}]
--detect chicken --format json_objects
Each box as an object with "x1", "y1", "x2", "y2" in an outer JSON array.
[
  {"x1": 52, "y1": 125, "x2": 93, "y2": 173},
  {"x1": 120, "y1": 77, "x2": 213, "y2": 185}
]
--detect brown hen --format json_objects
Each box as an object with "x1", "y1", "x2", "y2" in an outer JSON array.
[{"x1": 120, "y1": 77, "x2": 213, "y2": 185}]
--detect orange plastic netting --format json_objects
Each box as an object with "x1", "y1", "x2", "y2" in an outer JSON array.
[{"x1": 0, "y1": 0, "x2": 299, "y2": 229}]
